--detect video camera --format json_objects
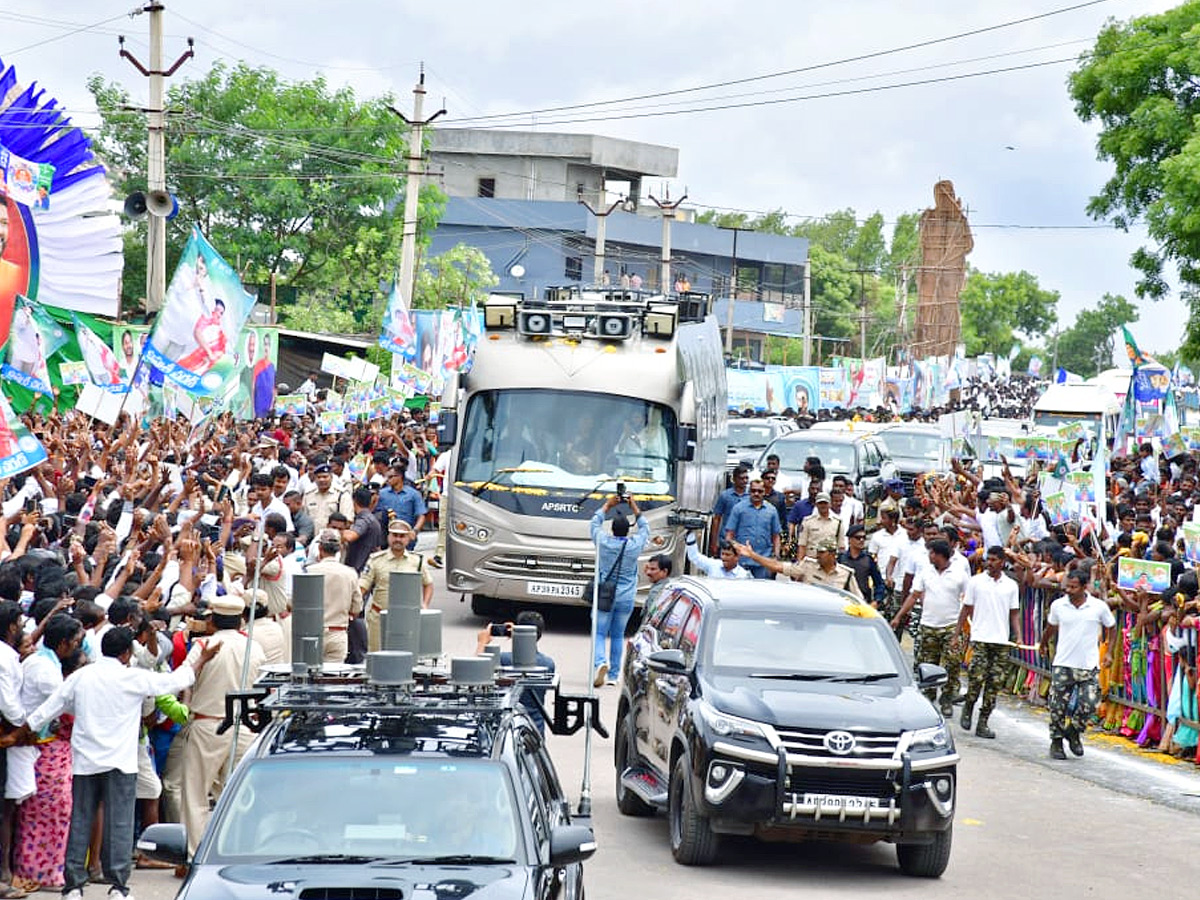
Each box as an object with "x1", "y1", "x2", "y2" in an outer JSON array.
[{"x1": 667, "y1": 509, "x2": 709, "y2": 531}]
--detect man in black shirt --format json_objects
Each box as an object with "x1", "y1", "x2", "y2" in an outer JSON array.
[
  {"x1": 839, "y1": 524, "x2": 885, "y2": 608},
  {"x1": 340, "y1": 487, "x2": 383, "y2": 573}
]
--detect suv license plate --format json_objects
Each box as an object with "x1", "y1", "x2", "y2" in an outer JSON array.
[
  {"x1": 803, "y1": 793, "x2": 884, "y2": 811},
  {"x1": 527, "y1": 581, "x2": 585, "y2": 598}
]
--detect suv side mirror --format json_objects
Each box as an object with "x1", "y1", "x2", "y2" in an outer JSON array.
[
  {"x1": 549, "y1": 824, "x2": 597, "y2": 866},
  {"x1": 136, "y1": 823, "x2": 188, "y2": 867},
  {"x1": 916, "y1": 663, "x2": 948, "y2": 691},
  {"x1": 647, "y1": 648, "x2": 688, "y2": 674}
]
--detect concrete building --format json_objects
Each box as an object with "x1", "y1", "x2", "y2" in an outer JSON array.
[{"x1": 426, "y1": 130, "x2": 810, "y2": 362}]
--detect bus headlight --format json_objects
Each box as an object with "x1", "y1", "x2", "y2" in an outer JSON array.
[{"x1": 452, "y1": 519, "x2": 492, "y2": 544}]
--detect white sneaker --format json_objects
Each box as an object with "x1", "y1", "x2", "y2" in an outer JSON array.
[
  {"x1": 63, "y1": 891, "x2": 84, "y2": 900},
  {"x1": 593, "y1": 663, "x2": 608, "y2": 688},
  {"x1": 108, "y1": 888, "x2": 132, "y2": 900}
]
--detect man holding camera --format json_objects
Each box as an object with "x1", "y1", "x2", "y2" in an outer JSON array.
[
  {"x1": 475, "y1": 612, "x2": 556, "y2": 733},
  {"x1": 590, "y1": 492, "x2": 648, "y2": 687}
]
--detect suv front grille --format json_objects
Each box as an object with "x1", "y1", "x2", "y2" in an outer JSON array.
[
  {"x1": 479, "y1": 552, "x2": 594, "y2": 580},
  {"x1": 773, "y1": 727, "x2": 901, "y2": 761},
  {"x1": 786, "y1": 766, "x2": 896, "y2": 800}
]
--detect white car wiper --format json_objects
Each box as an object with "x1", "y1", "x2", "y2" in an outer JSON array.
[
  {"x1": 828, "y1": 672, "x2": 900, "y2": 683},
  {"x1": 748, "y1": 672, "x2": 838, "y2": 681}
]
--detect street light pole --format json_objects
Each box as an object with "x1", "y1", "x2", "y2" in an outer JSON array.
[{"x1": 718, "y1": 225, "x2": 746, "y2": 356}]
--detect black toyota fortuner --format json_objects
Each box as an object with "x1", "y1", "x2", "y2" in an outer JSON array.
[{"x1": 615, "y1": 577, "x2": 958, "y2": 876}]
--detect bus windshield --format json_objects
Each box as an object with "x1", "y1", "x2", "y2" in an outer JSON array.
[{"x1": 457, "y1": 389, "x2": 677, "y2": 496}]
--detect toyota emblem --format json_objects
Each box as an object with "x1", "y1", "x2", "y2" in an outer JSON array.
[{"x1": 823, "y1": 730, "x2": 856, "y2": 755}]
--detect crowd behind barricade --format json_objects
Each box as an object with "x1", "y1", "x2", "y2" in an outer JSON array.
[
  {"x1": 712, "y1": 384, "x2": 1200, "y2": 766},
  {"x1": 0, "y1": 397, "x2": 451, "y2": 899}
]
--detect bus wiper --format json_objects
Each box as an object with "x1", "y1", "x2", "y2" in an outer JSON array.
[
  {"x1": 571, "y1": 475, "x2": 614, "y2": 509},
  {"x1": 471, "y1": 466, "x2": 550, "y2": 497}
]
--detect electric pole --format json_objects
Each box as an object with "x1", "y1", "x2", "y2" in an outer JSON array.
[
  {"x1": 650, "y1": 192, "x2": 687, "y2": 293},
  {"x1": 389, "y1": 68, "x2": 446, "y2": 312},
  {"x1": 119, "y1": 2, "x2": 193, "y2": 314},
  {"x1": 802, "y1": 258, "x2": 813, "y2": 366},
  {"x1": 579, "y1": 192, "x2": 622, "y2": 285},
  {"x1": 718, "y1": 225, "x2": 748, "y2": 356}
]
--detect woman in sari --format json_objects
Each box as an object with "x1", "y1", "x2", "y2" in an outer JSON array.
[{"x1": 176, "y1": 298, "x2": 227, "y2": 374}]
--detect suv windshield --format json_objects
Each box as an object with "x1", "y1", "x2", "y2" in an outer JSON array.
[
  {"x1": 727, "y1": 421, "x2": 776, "y2": 449},
  {"x1": 208, "y1": 758, "x2": 523, "y2": 863},
  {"x1": 764, "y1": 439, "x2": 857, "y2": 475},
  {"x1": 457, "y1": 389, "x2": 676, "y2": 496},
  {"x1": 708, "y1": 612, "x2": 901, "y2": 678},
  {"x1": 880, "y1": 431, "x2": 943, "y2": 461}
]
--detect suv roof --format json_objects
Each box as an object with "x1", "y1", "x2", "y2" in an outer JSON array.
[{"x1": 668, "y1": 574, "x2": 870, "y2": 615}]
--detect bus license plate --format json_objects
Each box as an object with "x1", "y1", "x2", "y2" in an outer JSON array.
[
  {"x1": 527, "y1": 581, "x2": 584, "y2": 598},
  {"x1": 802, "y1": 793, "x2": 884, "y2": 811}
]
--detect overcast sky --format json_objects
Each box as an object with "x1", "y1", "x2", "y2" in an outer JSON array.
[{"x1": 1, "y1": 0, "x2": 1184, "y2": 357}]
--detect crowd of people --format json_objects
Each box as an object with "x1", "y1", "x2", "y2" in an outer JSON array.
[
  {"x1": 0, "y1": 400, "x2": 449, "y2": 898},
  {"x1": 708, "y1": 419, "x2": 1200, "y2": 763}
]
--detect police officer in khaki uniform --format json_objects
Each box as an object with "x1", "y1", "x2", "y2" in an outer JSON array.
[
  {"x1": 734, "y1": 538, "x2": 863, "y2": 598},
  {"x1": 178, "y1": 594, "x2": 267, "y2": 855},
  {"x1": 360, "y1": 519, "x2": 434, "y2": 651},
  {"x1": 303, "y1": 461, "x2": 353, "y2": 534},
  {"x1": 306, "y1": 529, "x2": 364, "y2": 662},
  {"x1": 795, "y1": 492, "x2": 845, "y2": 559}
]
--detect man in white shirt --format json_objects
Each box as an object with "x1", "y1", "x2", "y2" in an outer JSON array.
[
  {"x1": 26, "y1": 628, "x2": 219, "y2": 900},
  {"x1": 684, "y1": 532, "x2": 751, "y2": 580},
  {"x1": 955, "y1": 546, "x2": 1020, "y2": 739},
  {"x1": 1038, "y1": 570, "x2": 1116, "y2": 760},
  {"x1": 978, "y1": 491, "x2": 1016, "y2": 550},
  {"x1": 894, "y1": 539, "x2": 969, "y2": 717}
]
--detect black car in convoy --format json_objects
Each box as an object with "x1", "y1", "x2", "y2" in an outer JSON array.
[
  {"x1": 615, "y1": 577, "x2": 958, "y2": 876},
  {"x1": 138, "y1": 666, "x2": 596, "y2": 899}
]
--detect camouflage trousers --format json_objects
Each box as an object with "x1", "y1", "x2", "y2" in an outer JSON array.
[
  {"x1": 1048, "y1": 666, "x2": 1101, "y2": 740},
  {"x1": 916, "y1": 625, "x2": 961, "y2": 707},
  {"x1": 962, "y1": 642, "x2": 1010, "y2": 723}
]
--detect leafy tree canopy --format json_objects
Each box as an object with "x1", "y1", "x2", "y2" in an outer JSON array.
[
  {"x1": 1054, "y1": 293, "x2": 1138, "y2": 378},
  {"x1": 959, "y1": 269, "x2": 1059, "y2": 358},
  {"x1": 88, "y1": 62, "x2": 444, "y2": 313},
  {"x1": 1069, "y1": 3, "x2": 1200, "y2": 353}
]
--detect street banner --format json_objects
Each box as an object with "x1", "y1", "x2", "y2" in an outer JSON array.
[
  {"x1": 0, "y1": 390, "x2": 46, "y2": 476},
  {"x1": 143, "y1": 227, "x2": 255, "y2": 396},
  {"x1": 379, "y1": 281, "x2": 417, "y2": 356},
  {"x1": 0, "y1": 147, "x2": 53, "y2": 210},
  {"x1": 231, "y1": 326, "x2": 278, "y2": 420},
  {"x1": 275, "y1": 394, "x2": 306, "y2": 417},
  {"x1": 1183, "y1": 523, "x2": 1200, "y2": 565},
  {"x1": 318, "y1": 409, "x2": 345, "y2": 434},
  {"x1": 1117, "y1": 557, "x2": 1171, "y2": 593},
  {"x1": 72, "y1": 313, "x2": 125, "y2": 392},
  {"x1": 2, "y1": 295, "x2": 66, "y2": 397}
]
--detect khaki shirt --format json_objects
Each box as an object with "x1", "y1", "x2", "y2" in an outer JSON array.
[
  {"x1": 184, "y1": 628, "x2": 266, "y2": 718},
  {"x1": 798, "y1": 513, "x2": 845, "y2": 558},
  {"x1": 250, "y1": 618, "x2": 287, "y2": 665},
  {"x1": 304, "y1": 487, "x2": 353, "y2": 533},
  {"x1": 780, "y1": 559, "x2": 863, "y2": 598},
  {"x1": 307, "y1": 557, "x2": 365, "y2": 627},
  {"x1": 359, "y1": 549, "x2": 433, "y2": 611}
]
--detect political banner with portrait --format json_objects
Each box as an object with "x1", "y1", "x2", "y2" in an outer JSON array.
[
  {"x1": 72, "y1": 313, "x2": 125, "y2": 392},
  {"x1": 0, "y1": 390, "x2": 46, "y2": 477},
  {"x1": 143, "y1": 227, "x2": 255, "y2": 396},
  {"x1": 2, "y1": 295, "x2": 67, "y2": 397},
  {"x1": 230, "y1": 325, "x2": 278, "y2": 421},
  {"x1": 111, "y1": 325, "x2": 150, "y2": 385}
]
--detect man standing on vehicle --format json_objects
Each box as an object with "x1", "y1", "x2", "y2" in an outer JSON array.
[
  {"x1": 840, "y1": 524, "x2": 885, "y2": 607},
  {"x1": 725, "y1": 479, "x2": 781, "y2": 579},
  {"x1": 734, "y1": 538, "x2": 863, "y2": 598},
  {"x1": 1038, "y1": 570, "x2": 1116, "y2": 760},
  {"x1": 892, "y1": 539, "x2": 968, "y2": 716},
  {"x1": 591, "y1": 494, "x2": 649, "y2": 686},
  {"x1": 955, "y1": 546, "x2": 1021, "y2": 739},
  {"x1": 795, "y1": 492, "x2": 844, "y2": 559},
  {"x1": 361, "y1": 520, "x2": 434, "y2": 651},
  {"x1": 709, "y1": 467, "x2": 748, "y2": 556}
]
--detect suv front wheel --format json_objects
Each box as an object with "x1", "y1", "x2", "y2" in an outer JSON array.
[
  {"x1": 896, "y1": 825, "x2": 952, "y2": 878},
  {"x1": 668, "y1": 753, "x2": 719, "y2": 865}
]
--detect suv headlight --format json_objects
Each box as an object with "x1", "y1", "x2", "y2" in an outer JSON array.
[
  {"x1": 452, "y1": 518, "x2": 492, "y2": 544},
  {"x1": 697, "y1": 704, "x2": 768, "y2": 742},
  {"x1": 907, "y1": 724, "x2": 952, "y2": 754}
]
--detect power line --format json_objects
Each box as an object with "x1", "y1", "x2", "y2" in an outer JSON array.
[
  {"x1": 1, "y1": 11, "x2": 131, "y2": 57},
  {"x1": 447, "y1": 0, "x2": 1112, "y2": 125}
]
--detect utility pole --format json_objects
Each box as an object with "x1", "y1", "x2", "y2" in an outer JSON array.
[
  {"x1": 802, "y1": 258, "x2": 813, "y2": 366},
  {"x1": 854, "y1": 267, "x2": 873, "y2": 359},
  {"x1": 389, "y1": 67, "x2": 447, "y2": 312},
  {"x1": 718, "y1": 225, "x2": 748, "y2": 355},
  {"x1": 579, "y1": 191, "x2": 622, "y2": 285},
  {"x1": 650, "y1": 192, "x2": 687, "y2": 293},
  {"x1": 119, "y1": 2, "x2": 193, "y2": 314}
]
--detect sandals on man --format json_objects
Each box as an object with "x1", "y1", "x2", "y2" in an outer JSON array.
[{"x1": 0, "y1": 882, "x2": 29, "y2": 899}]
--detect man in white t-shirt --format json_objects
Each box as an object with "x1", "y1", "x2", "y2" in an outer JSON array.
[
  {"x1": 955, "y1": 546, "x2": 1020, "y2": 739},
  {"x1": 1038, "y1": 570, "x2": 1116, "y2": 760},
  {"x1": 894, "y1": 538, "x2": 969, "y2": 717}
]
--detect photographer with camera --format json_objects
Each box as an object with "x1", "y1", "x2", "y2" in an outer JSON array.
[
  {"x1": 474, "y1": 612, "x2": 556, "y2": 734},
  {"x1": 589, "y1": 491, "x2": 648, "y2": 688}
]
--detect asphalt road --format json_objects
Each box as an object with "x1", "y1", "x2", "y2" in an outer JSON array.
[{"x1": 128, "y1": 559, "x2": 1200, "y2": 899}]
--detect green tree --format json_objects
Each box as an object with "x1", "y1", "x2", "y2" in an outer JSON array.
[
  {"x1": 808, "y1": 245, "x2": 859, "y2": 350},
  {"x1": 87, "y1": 62, "x2": 444, "y2": 314},
  {"x1": 1069, "y1": 4, "x2": 1200, "y2": 355},
  {"x1": 1054, "y1": 293, "x2": 1138, "y2": 378},
  {"x1": 959, "y1": 269, "x2": 1059, "y2": 357},
  {"x1": 885, "y1": 212, "x2": 920, "y2": 281}
]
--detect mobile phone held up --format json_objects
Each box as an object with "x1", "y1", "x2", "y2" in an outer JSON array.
[
  {"x1": 490, "y1": 623, "x2": 510, "y2": 637},
  {"x1": 616, "y1": 481, "x2": 627, "y2": 501}
]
